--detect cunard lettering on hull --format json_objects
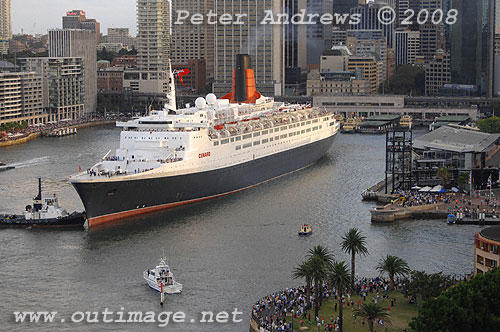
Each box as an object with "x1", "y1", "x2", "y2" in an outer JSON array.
[{"x1": 70, "y1": 55, "x2": 340, "y2": 227}]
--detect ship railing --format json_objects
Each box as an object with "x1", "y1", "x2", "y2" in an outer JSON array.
[
  {"x1": 88, "y1": 158, "x2": 185, "y2": 178},
  {"x1": 103, "y1": 156, "x2": 126, "y2": 162}
]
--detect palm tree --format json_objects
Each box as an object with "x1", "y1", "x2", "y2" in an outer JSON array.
[
  {"x1": 437, "y1": 166, "x2": 450, "y2": 186},
  {"x1": 376, "y1": 255, "x2": 410, "y2": 290},
  {"x1": 292, "y1": 259, "x2": 314, "y2": 306},
  {"x1": 341, "y1": 228, "x2": 369, "y2": 288},
  {"x1": 307, "y1": 245, "x2": 335, "y2": 269},
  {"x1": 328, "y1": 261, "x2": 352, "y2": 332},
  {"x1": 354, "y1": 303, "x2": 391, "y2": 332},
  {"x1": 309, "y1": 255, "x2": 329, "y2": 318},
  {"x1": 307, "y1": 245, "x2": 334, "y2": 318}
]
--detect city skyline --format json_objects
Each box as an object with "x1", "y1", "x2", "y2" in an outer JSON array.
[{"x1": 12, "y1": 0, "x2": 137, "y2": 36}]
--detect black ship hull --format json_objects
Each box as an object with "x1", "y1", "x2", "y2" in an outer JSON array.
[
  {"x1": 0, "y1": 212, "x2": 86, "y2": 228},
  {"x1": 72, "y1": 134, "x2": 336, "y2": 227}
]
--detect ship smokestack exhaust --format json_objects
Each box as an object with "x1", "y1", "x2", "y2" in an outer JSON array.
[{"x1": 234, "y1": 54, "x2": 251, "y2": 102}]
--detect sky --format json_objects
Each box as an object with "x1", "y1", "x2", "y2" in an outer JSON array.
[{"x1": 12, "y1": 0, "x2": 138, "y2": 36}]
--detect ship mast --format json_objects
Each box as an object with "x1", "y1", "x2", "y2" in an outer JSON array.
[{"x1": 166, "y1": 60, "x2": 177, "y2": 112}]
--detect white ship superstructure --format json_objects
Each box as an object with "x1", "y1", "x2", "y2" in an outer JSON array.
[{"x1": 85, "y1": 95, "x2": 338, "y2": 180}]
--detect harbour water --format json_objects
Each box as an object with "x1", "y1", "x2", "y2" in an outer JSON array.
[{"x1": 0, "y1": 126, "x2": 482, "y2": 331}]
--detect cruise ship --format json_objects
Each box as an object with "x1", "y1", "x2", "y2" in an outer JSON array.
[{"x1": 70, "y1": 55, "x2": 340, "y2": 227}]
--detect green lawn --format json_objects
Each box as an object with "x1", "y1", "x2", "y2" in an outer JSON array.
[{"x1": 287, "y1": 291, "x2": 417, "y2": 332}]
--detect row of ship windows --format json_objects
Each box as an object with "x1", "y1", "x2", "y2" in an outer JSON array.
[
  {"x1": 124, "y1": 136, "x2": 183, "y2": 140},
  {"x1": 214, "y1": 121, "x2": 324, "y2": 147},
  {"x1": 234, "y1": 126, "x2": 321, "y2": 150}
]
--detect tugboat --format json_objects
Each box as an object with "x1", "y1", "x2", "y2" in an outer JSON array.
[
  {"x1": 0, "y1": 178, "x2": 86, "y2": 228},
  {"x1": 144, "y1": 256, "x2": 183, "y2": 295},
  {"x1": 298, "y1": 224, "x2": 313, "y2": 236}
]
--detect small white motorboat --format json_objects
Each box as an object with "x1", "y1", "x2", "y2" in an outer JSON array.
[{"x1": 144, "y1": 257, "x2": 182, "y2": 294}]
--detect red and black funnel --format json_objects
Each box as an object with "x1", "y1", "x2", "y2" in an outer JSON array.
[{"x1": 222, "y1": 54, "x2": 261, "y2": 104}]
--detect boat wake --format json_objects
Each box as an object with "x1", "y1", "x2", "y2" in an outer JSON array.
[{"x1": 9, "y1": 156, "x2": 50, "y2": 169}]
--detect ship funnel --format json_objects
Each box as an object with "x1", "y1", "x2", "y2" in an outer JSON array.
[
  {"x1": 235, "y1": 54, "x2": 251, "y2": 102},
  {"x1": 221, "y1": 54, "x2": 261, "y2": 104}
]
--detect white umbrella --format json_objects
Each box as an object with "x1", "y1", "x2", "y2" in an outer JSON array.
[
  {"x1": 411, "y1": 186, "x2": 422, "y2": 190},
  {"x1": 451, "y1": 187, "x2": 459, "y2": 193},
  {"x1": 430, "y1": 185, "x2": 443, "y2": 193},
  {"x1": 419, "y1": 186, "x2": 432, "y2": 192}
]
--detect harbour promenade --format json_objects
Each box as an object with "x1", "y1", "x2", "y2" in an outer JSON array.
[
  {"x1": 370, "y1": 192, "x2": 500, "y2": 224},
  {"x1": 0, "y1": 119, "x2": 115, "y2": 147}
]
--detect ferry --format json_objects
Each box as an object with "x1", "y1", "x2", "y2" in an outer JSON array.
[
  {"x1": 341, "y1": 118, "x2": 359, "y2": 133},
  {"x1": 47, "y1": 127, "x2": 77, "y2": 137},
  {"x1": 70, "y1": 55, "x2": 340, "y2": 227},
  {"x1": 334, "y1": 114, "x2": 345, "y2": 127},
  {"x1": 400, "y1": 115, "x2": 413, "y2": 129}
]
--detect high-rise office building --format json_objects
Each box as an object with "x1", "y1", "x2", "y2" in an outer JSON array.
[
  {"x1": 20, "y1": 57, "x2": 85, "y2": 122},
  {"x1": 0, "y1": 0, "x2": 11, "y2": 54},
  {"x1": 350, "y1": 2, "x2": 394, "y2": 48},
  {"x1": 333, "y1": 0, "x2": 359, "y2": 14},
  {"x1": 63, "y1": 10, "x2": 101, "y2": 45},
  {"x1": 395, "y1": 29, "x2": 420, "y2": 66},
  {"x1": 213, "y1": 0, "x2": 284, "y2": 96},
  {"x1": 0, "y1": 72, "x2": 45, "y2": 126},
  {"x1": 425, "y1": 49, "x2": 450, "y2": 95},
  {"x1": 418, "y1": 0, "x2": 444, "y2": 60},
  {"x1": 450, "y1": 0, "x2": 495, "y2": 97},
  {"x1": 106, "y1": 28, "x2": 136, "y2": 49},
  {"x1": 307, "y1": 0, "x2": 333, "y2": 65},
  {"x1": 171, "y1": 0, "x2": 214, "y2": 79},
  {"x1": 331, "y1": 28, "x2": 348, "y2": 47},
  {"x1": 397, "y1": 0, "x2": 410, "y2": 25},
  {"x1": 49, "y1": 29, "x2": 97, "y2": 115},
  {"x1": 123, "y1": 0, "x2": 171, "y2": 94},
  {"x1": 284, "y1": 0, "x2": 307, "y2": 69},
  {"x1": 137, "y1": 0, "x2": 170, "y2": 72},
  {"x1": 347, "y1": 55, "x2": 379, "y2": 93},
  {"x1": 348, "y1": 37, "x2": 388, "y2": 82}
]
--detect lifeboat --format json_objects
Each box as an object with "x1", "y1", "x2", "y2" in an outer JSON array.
[{"x1": 214, "y1": 124, "x2": 225, "y2": 130}]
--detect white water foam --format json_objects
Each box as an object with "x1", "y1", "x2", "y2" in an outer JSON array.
[{"x1": 9, "y1": 156, "x2": 50, "y2": 169}]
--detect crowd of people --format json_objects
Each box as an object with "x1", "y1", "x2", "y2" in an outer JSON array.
[
  {"x1": 394, "y1": 190, "x2": 500, "y2": 220},
  {"x1": 251, "y1": 277, "x2": 403, "y2": 332},
  {"x1": 394, "y1": 190, "x2": 451, "y2": 208}
]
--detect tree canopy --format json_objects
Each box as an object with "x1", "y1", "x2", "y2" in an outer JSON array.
[
  {"x1": 380, "y1": 65, "x2": 425, "y2": 96},
  {"x1": 477, "y1": 117, "x2": 500, "y2": 133},
  {"x1": 404, "y1": 270, "x2": 454, "y2": 304},
  {"x1": 410, "y1": 268, "x2": 500, "y2": 332}
]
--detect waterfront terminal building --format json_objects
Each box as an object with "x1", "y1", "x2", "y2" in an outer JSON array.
[{"x1": 475, "y1": 226, "x2": 500, "y2": 275}]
